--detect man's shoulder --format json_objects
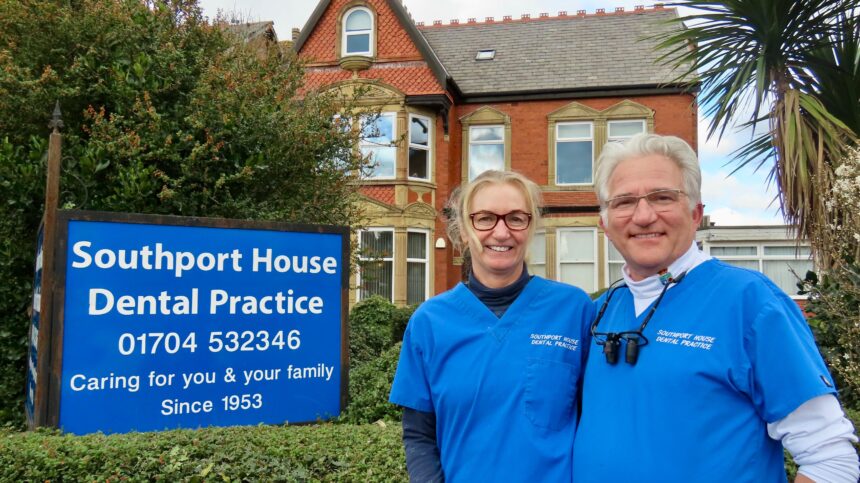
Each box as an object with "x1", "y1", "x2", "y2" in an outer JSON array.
[{"x1": 698, "y1": 259, "x2": 797, "y2": 302}]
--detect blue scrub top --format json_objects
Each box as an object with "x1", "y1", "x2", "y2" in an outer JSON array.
[
  {"x1": 573, "y1": 260, "x2": 836, "y2": 483},
  {"x1": 390, "y1": 276, "x2": 594, "y2": 482}
]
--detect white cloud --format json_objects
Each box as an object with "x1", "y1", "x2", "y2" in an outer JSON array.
[
  {"x1": 701, "y1": 170, "x2": 783, "y2": 226},
  {"x1": 706, "y1": 207, "x2": 782, "y2": 226}
]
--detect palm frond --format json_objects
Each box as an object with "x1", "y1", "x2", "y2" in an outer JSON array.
[{"x1": 655, "y1": 1, "x2": 858, "y2": 265}]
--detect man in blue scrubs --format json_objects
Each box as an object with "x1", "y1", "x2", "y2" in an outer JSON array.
[{"x1": 573, "y1": 134, "x2": 858, "y2": 482}]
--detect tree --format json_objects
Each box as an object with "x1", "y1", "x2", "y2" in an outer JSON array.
[
  {"x1": 0, "y1": 0, "x2": 369, "y2": 425},
  {"x1": 656, "y1": 0, "x2": 859, "y2": 267}
]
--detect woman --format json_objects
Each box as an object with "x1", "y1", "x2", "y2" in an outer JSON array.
[{"x1": 389, "y1": 170, "x2": 595, "y2": 482}]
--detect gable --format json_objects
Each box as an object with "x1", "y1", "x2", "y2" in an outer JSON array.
[
  {"x1": 295, "y1": 0, "x2": 448, "y2": 97},
  {"x1": 298, "y1": 0, "x2": 420, "y2": 63}
]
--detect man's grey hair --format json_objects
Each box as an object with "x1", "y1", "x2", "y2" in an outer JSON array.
[{"x1": 594, "y1": 133, "x2": 701, "y2": 220}]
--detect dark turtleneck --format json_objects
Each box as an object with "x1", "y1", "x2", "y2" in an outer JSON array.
[{"x1": 466, "y1": 264, "x2": 532, "y2": 317}]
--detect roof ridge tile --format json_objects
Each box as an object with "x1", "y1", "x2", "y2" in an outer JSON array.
[{"x1": 416, "y1": 5, "x2": 673, "y2": 29}]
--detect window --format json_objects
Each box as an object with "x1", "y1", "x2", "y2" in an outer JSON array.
[
  {"x1": 409, "y1": 115, "x2": 431, "y2": 180},
  {"x1": 608, "y1": 120, "x2": 646, "y2": 143},
  {"x1": 476, "y1": 49, "x2": 496, "y2": 60},
  {"x1": 547, "y1": 100, "x2": 654, "y2": 188},
  {"x1": 361, "y1": 113, "x2": 396, "y2": 179},
  {"x1": 468, "y1": 125, "x2": 505, "y2": 180},
  {"x1": 709, "y1": 246, "x2": 759, "y2": 270},
  {"x1": 406, "y1": 230, "x2": 429, "y2": 305},
  {"x1": 358, "y1": 229, "x2": 394, "y2": 301},
  {"x1": 528, "y1": 232, "x2": 546, "y2": 278},
  {"x1": 343, "y1": 7, "x2": 373, "y2": 56},
  {"x1": 708, "y1": 244, "x2": 814, "y2": 298},
  {"x1": 557, "y1": 228, "x2": 597, "y2": 293},
  {"x1": 763, "y1": 246, "x2": 813, "y2": 296},
  {"x1": 605, "y1": 239, "x2": 625, "y2": 286},
  {"x1": 556, "y1": 122, "x2": 594, "y2": 184}
]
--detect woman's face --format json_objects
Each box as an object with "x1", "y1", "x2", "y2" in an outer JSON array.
[{"x1": 464, "y1": 182, "x2": 532, "y2": 288}]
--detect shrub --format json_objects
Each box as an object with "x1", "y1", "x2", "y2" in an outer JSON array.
[
  {"x1": 0, "y1": 0, "x2": 368, "y2": 426},
  {"x1": 804, "y1": 266, "x2": 860, "y2": 410},
  {"x1": 349, "y1": 296, "x2": 415, "y2": 367},
  {"x1": 341, "y1": 343, "x2": 403, "y2": 424},
  {"x1": 0, "y1": 423, "x2": 406, "y2": 481},
  {"x1": 391, "y1": 306, "x2": 413, "y2": 343},
  {"x1": 804, "y1": 146, "x2": 860, "y2": 412}
]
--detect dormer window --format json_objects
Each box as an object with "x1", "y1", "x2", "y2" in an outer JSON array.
[{"x1": 343, "y1": 7, "x2": 373, "y2": 56}]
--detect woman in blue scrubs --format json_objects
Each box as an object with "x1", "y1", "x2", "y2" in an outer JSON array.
[{"x1": 389, "y1": 170, "x2": 594, "y2": 482}]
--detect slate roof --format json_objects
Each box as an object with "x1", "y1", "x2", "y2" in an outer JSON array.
[{"x1": 418, "y1": 10, "x2": 690, "y2": 97}]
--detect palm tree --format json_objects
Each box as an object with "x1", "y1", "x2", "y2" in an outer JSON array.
[{"x1": 656, "y1": 0, "x2": 859, "y2": 267}]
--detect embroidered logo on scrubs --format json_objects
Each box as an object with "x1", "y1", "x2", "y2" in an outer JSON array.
[
  {"x1": 530, "y1": 333, "x2": 579, "y2": 351},
  {"x1": 654, "y1": 329, "x2": 717, "y2": 351}
]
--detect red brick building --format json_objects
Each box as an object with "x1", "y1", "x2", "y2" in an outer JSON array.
[{"x1": 293, "y1": 0, "x2": 697, "y2": 306}]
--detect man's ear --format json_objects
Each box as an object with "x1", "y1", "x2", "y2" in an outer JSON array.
[
  {"x1": 692, "y1": 203, "x2": 704, "y2": 226},
  {"x1": 598, "y1": 216, "x2": 609, "y2": 240}
]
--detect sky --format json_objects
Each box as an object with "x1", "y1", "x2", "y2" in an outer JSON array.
[{"x1": 197, "y1": 0, "x2": 784, "y2": 226}]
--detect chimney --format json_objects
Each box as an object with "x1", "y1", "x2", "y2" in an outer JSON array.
[{"x1": 291, "y1": 28, "x2": 300, "y2": 41}]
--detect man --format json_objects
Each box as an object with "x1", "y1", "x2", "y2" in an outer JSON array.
[{"x1": 573, "y1": 134, "x2": 858, "y2": 482}]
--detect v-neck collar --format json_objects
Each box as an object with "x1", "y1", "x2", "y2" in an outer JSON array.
[{"x1": 453, "y1": 277, "x2": 549, "y2": 342}]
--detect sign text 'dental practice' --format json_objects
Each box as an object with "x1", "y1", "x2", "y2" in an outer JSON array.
[{"x1": 58, "y1": 219, "x2": 346, "y2": 435}]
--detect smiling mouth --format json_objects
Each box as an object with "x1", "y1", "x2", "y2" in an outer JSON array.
[
  {"x1": 631, "y1": 233, "x2": 663, "y2": 239},
  {"x1": 487, "y1": 245, "x2": 512, "y2": 252}
]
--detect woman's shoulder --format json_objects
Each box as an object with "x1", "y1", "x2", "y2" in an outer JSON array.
[
  {"x1": 530, "y1": 276, "x2": 593, "y2": 301},
  {"x1": 411, "y1": 282, "x2": 469, "y2": 317}
]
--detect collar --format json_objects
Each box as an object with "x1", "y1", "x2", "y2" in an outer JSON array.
[
  {"x1": 467, "y1": 263, "x2": 531, "y2": 317},
  {"x1": 623, "y1": 241, "x2": 711, "y2": 316}
]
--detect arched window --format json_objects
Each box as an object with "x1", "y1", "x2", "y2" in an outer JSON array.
[{"x1": 343, "y1": 7, "x2": 373, "y2": 56}]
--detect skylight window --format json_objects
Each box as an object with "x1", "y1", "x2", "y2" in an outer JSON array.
[{"x1": 476, "y1": 49, "x2": 496, "y2": 60}]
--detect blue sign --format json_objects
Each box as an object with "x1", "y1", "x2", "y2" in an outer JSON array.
[
  {"x1": 58, "y1": 218, "x2": 346, "y2": 435},
  {"x1": 25, "y1": 226, "x2": 44, "y2": 424}
]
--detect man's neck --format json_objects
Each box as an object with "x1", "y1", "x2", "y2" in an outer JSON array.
[{"x1": 622, "y1": 242, "x2": 711, "y2": 316}]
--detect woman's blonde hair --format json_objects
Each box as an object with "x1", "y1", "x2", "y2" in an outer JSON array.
[{"x1": 445, "y1": 170, "x2": 543, "y2": 255}]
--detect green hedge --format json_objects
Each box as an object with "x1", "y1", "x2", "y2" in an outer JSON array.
[
  {"x1": 348, "y1": 296, "x2": 413, "y2": 368},
  {"x1": 0, "y1": 423, "x2": 405, "y2": 481},
  {"x1": 341, "y1": 343, "x2": 403, "y2": 424}
]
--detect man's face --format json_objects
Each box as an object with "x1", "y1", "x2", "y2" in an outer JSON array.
[{"x1": 600, "y1": 154, "x2": 702, "y2": 281}]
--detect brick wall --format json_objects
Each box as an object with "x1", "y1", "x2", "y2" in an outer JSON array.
[{"x1": 453, "y1": 94, "x2": 698, "y2": 185}]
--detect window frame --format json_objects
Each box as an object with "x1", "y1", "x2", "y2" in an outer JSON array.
[
  {"x1": 603, "y1": 236, "x2": 626, "y2": 288},
  {"x1": 555, "y1": 121, "x2": 595, "y2": 186},
  {"x1": 467, "y1": 124, "x2": 506, "y2": 181},
  {"x1": 357, "y1": 227, "x2": 395, "y2": 302},
  {"x1": 528, "y1": 230, "x2": 547, "y2": 279},
  {"x1": 360, "y1": 112, "x2": 397, "y2": 180},
  {"x1": 342, "y1": 6, "x2": 374, "y2": 57},
  {"x1": 556, "y1": 227, "x2": 598, "y2": 293},
  {"x1": 406, "y1": 228, "x2": 430, "y2": 305},
  {"x1": 546, "y1": 100, "x2": 655, "y2": 189},
  {"x1": 408, "y1": 114, "x2": 432, "y2": 182},
  {"x1": 607, "y1": 119, "x2": 646, "y2": 143}
]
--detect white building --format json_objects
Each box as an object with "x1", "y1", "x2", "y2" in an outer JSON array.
[{"x1": 696, "y1": 225, "x2": 813, "y2": 300}]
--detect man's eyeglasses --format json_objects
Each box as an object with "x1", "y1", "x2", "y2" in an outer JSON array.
[
  {"x1": 591, "y1": 272, "x2": 686, "y2": 366},
  {"x1": 606, "y1": 189, "x2": 687, "y2": 215},
  {"x1": 469, "y1": 211, "x2": 532, "y2": 231}
]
